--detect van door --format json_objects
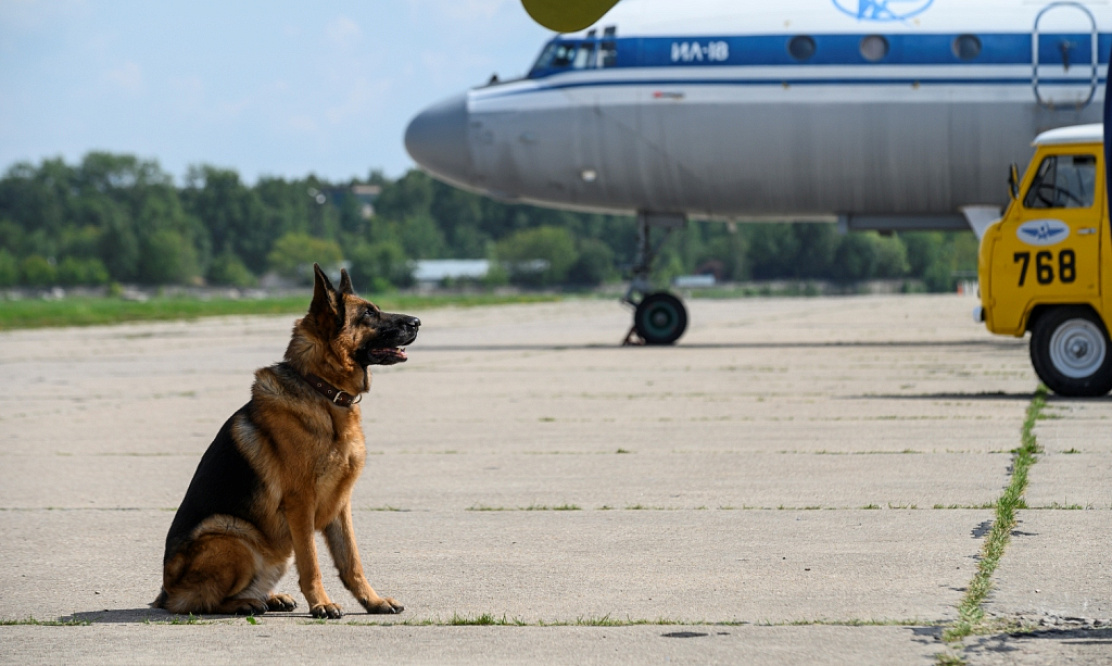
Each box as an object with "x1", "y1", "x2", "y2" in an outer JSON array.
[
  {"x1": 1033, "y1": 2, "x2": 1098, "y2": 108},
  {"x1": 998, "y1": 150, "x2": 1103, "y2": 310}
]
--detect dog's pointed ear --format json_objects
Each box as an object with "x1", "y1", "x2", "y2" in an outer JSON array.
[
  {"x1": 308, "y1": 263, "x2": 338, "y2": 321},
  {"x1": 313, "y1": 263, "x2": 336, "y2": 294},
  {"x1": 338, "y1": 268, "x2": 355, "y2": 295}
]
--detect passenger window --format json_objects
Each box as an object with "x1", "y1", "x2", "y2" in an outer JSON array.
[
  {"x1": 599, "y1": 41, "x2": 617, "y2": 67},
  {"x1": 788, "y1": 35, "x2": 816, "y2": 61},
  {"x1": 952, "y1": 34, "x2": 981, "y2": 60},
  {"x1": 1023, "y1": 154, "x2": 1097, "y2": 209},
  {"x1": 859, "y1": 35, "x2": 888, "y2": 62},
  {"x1": 573, "y1": 43, "x2": 596, "y2": 69}
]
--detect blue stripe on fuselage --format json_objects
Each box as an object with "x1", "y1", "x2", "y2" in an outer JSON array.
[{"x1": 528, "y1": 33, "x2": 1112, "y2": 78}]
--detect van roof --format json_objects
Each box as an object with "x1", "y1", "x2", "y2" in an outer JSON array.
[{"x1": 1033, "y1": 123, "x2": 1104, "y2": 146}]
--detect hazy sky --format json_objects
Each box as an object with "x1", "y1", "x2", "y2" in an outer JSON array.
[{"x1": 0, "y1": 0, "x2": 552, "y2": 183}]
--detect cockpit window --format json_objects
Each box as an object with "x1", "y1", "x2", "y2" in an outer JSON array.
[
  {"x1": 530, "y1": 39, "x2": 615, "y2": 76},
  {"x1": 531, "y1": 42, "x2": 559, "y2": 72},
  {"x1": 551, "y1": 43, "x2": 579, "y2": 67},
  {"x1": 1023, "y1": 154, "x2": 1097, "y2": 209}
]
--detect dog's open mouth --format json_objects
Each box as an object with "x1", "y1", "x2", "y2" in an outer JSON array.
[{"x1": 364, "y1": 347, "x2": 408, "y2": 365}]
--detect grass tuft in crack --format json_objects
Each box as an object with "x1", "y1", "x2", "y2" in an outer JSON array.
[{"x1": 937, "y1": 385, "x2": 1046, "y2": 663}]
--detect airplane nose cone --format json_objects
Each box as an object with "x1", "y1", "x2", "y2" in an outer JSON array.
[{"x1": 405, "y1": 93, "x2": 474, "y2": 185}]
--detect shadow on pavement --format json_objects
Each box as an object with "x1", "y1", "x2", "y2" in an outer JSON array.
[
  {"x1": 852, "y1": 391, "x2": 1038, "y2": 401},
  {"x1": 418, "y1": 340, "x2": 1023, "y2": 353}
]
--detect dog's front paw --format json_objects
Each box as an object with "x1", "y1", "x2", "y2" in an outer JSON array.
[
  {"x1": 361, "y1": 597, "x2": 404, "y2": 614},
  {"x1": 266, "y1": 594, "x2": 297, "y2": 612},
  {"x1": 310, "y1": 603, "x2": 344, "y2": 619}
]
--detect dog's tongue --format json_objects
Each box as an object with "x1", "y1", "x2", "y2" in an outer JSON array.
[{"x1": 369, "y1": 348, "x2": 407, "y2": 365}]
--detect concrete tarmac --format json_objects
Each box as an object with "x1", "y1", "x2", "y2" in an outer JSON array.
[{"x1": 1, "y1": 294, "x2": 1108, "y2": 664}]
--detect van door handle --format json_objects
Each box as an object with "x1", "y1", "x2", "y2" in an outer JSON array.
[{"x1": 1078, "y1": 227, "x2": 1096, "y2": 235}]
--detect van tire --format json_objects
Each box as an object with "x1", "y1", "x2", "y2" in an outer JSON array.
[{"x1": 1029, "y1": 306, "x2": 1112, "y2": 397}]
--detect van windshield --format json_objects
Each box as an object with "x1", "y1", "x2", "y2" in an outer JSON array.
[{"x1": 1023, "y1": 154, "x2": 1098, "y2": 209}]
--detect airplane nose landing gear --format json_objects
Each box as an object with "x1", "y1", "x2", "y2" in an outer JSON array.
[{"x1": 621, "y1": 212, "x2": 689, "y2": 346}]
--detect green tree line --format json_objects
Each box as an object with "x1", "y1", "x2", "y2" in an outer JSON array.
[{"x1": 0, "y1": 152, "x2": 977, "y2": 292}]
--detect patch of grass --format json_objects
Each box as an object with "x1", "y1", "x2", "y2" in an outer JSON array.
[
  {"x1": 778, "y1": 618, "x2": 936, "y2": 627},
  {"x1": 0, "y1": 616, "x2": 92, "y2": 626},
  {"x1": 540, "y1": 616, "x2": 680, "y2": 627},
  {"x1": 328, "y1": 615, "x2": 936, "y2": 629},
  {"x1": 1061, "y1": 448, "x2": 1081, "y2": 454},
  {"x1": 527, "y1": 503, "x2": 580, "y2": 511},
  {"x1": 932, "y1": 503, "x2": 995, "y2": 510},
  {"x1": 935, "y1": 652, "x2": 967, "y2": 666},
  {"x1": 1032, "y1": 502, "x2": 1084, "y2": 510},
  {"x1": 466, "y1": 504, "x2": 582, "y2": 512},
  {"x1": 449, "y1": 613, "x2": 526, "y2": 626},
  {"x1": 143, "y1": 613, "x2": 209, "y2": 626},
  {"x1": 941, "y1": 386, "x2": 1047, "y2": 651},
  {"x1": 0, "y1": 292, "x2": 562, "y2": 331},
  {"x1": 467, "y1": 504, "x2": 508, "y2": 512}
]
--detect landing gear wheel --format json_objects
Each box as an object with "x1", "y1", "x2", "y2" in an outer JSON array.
[
  {"x1": 1030, "y1": 307, "x2": 1112, "y2": 397},
  {"x1": 633, "y1": 292, "x2": 688, "y2": 345}
]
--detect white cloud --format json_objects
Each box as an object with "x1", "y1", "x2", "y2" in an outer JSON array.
[
  {"x1": 326, "y1": 16, "x2": 362, "y2": 50},
  {"x1": 166, "y1": 76, "x2": 205, "y2": 115},
  {"x1": 0, "y1": 0, "x2": 89, "y2": 30},
  {"x1": 419, "y1": 48, "x2": 498, "y2": 87},
  {"x1": 217, "y1": 97, "x2": 251, "y2": 120},
  {"x1": 325, "y1": 76, "x2": 392, "y2": 125},
  {"x1": 284, "y1": 114, "x2": 319, "y2": 134},
  {"x1": 104, "y1": 61, "x2": 142, "y2": 93},
  {"x1": 407, "y1": 0, "x2": 512, "y2": 22}
]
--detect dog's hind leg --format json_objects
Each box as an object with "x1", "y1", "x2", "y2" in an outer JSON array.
[
  {"x1": 324, "y1": 503, "x2": 404, "y2": 615},
  {"x1": 159, "y1": 518, "x2": 269, "y2": 616},
  {"x1": 241, "y1": 558, "x2": 296, "y2": 612}
]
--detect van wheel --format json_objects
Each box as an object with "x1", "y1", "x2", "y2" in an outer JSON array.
[{"x1": 1030, "y1": 307, "x2": 1112, "y2": 397}]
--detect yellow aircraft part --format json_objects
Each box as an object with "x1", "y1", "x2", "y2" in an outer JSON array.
[{"x1": 521, "y1": 0, "x2": 621, "y2": 32}]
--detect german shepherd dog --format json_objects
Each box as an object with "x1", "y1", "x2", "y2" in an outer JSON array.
[{"x1": 153, "y1": 264, "x2": 418, "y2": 618}]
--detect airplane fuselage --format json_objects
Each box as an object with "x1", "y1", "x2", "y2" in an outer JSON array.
[{"x1": 406, "y1": 0, "x2": 1112, "y2": 230}]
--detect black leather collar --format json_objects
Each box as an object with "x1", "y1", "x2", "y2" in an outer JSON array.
[{"x1": 301, "y1": 371, "x2": 360, "y2": 407}]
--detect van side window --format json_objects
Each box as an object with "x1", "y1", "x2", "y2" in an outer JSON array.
[{"x1": 1023, "y1": 154, "x2": 1097, "y2": 209}]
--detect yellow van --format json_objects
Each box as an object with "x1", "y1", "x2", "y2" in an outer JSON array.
[{"x1": 976, "y1": 123, "x2": 1112, "y2": 397}]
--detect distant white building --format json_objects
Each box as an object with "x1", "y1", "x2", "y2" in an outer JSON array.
[{"x1": 412, "y1": 259, "x2": 490, "y2": 284}]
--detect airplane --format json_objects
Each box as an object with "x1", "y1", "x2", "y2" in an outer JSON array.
[{"x1": 405, "y1": 0, "x2": 1112, "y2": 345}]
